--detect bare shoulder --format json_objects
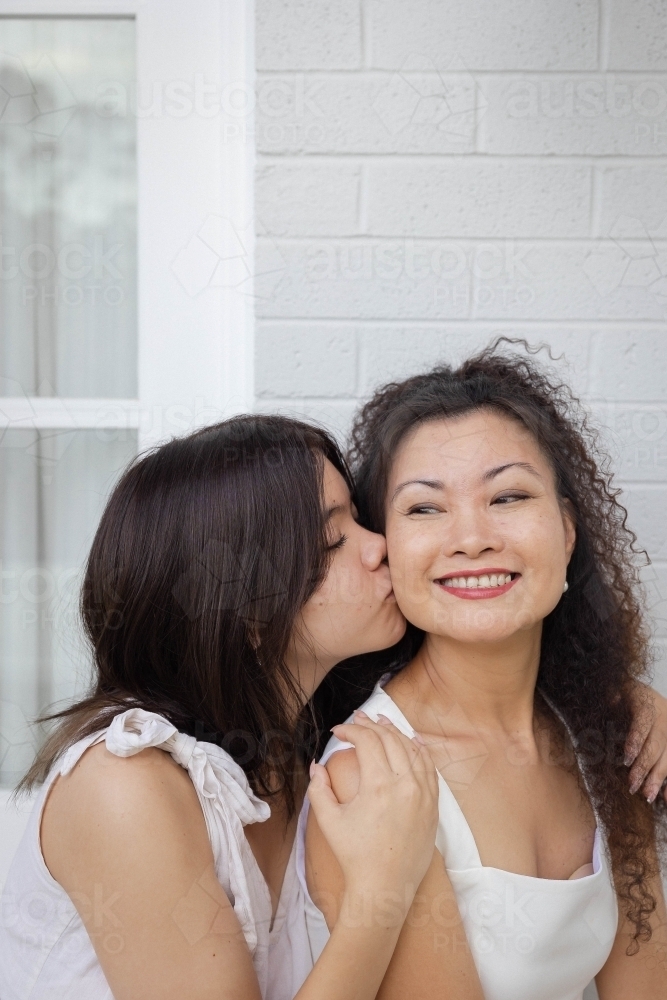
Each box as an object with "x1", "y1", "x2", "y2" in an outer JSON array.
[
  {"x1": 325, "y1": 748, "x2": 360, "y2": 802},
  {"x1": 42, "y1": 741, "x2": 208, "y2": 888},
  {"x1": 46, "y1": 740, "x2": 199, "y2": 821}
]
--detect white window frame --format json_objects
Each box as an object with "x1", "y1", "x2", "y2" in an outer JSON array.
[
  {"x1": 0, "y1": 0, "x2": 255, "y2": 449},
  {"x1": 0, "y1": 0, "x2": 255, "y2": 874}
]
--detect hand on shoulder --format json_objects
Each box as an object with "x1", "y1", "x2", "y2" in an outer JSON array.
[{"x1": 306, "y1": 713, "x2": 438, "y2": 924}]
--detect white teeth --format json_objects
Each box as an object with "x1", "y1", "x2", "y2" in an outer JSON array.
[{"x1": 442, "y1": 573, "x2": 515, "y2": 589}]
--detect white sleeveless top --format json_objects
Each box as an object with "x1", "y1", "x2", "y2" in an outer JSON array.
[
  {"x1": 297, "y1": 680, "x2": 619, "y2": 1000},
  {"x1": 0, "y1": 709, "x2": 317, "y2": 1000}
]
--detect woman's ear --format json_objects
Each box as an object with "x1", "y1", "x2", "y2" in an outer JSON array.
[
  {"x1": 245, "y1": 622, "x2": 261, "y2": 652},
  {"x1": 561, "y1": 498, "x2": 577, "y2": 563}
]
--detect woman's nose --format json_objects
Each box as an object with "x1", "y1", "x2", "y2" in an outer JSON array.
[
  {"x1": 448, "y1": 510, "x2": 501, "y2": 558},
  {"x1": 360, "y1": 526, "x2": 388, "y2": 570}
]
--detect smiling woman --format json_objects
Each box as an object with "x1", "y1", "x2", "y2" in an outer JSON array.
[{"x1": 304, "y1": 341, "x2": 667, "y2": 1000}]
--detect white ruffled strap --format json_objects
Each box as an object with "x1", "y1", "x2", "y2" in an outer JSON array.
[
  {"x1": 60, "y1": 708, "x2": 270, "y2": 955},
  {"x1": 104, "y1": 709, "x2": 270, "y2": 820}
]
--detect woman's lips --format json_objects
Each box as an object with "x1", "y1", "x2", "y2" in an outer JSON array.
[{"x1": 434, "y1": 571, "x2": 520, "y2": 600}]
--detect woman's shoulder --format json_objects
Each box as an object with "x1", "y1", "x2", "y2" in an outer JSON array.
[
  {"x1": 324, "y1": 747, "x2": 360, "y2": 803},
  {"x1": 44, "y1": 707, "x2": 200, "y2": 824},
  {"x1": 42, "y1": 734, "x2": 208, "y2": 888},
  {"x1": 319, "y1": 678, "x2": 412, "y2": 769},
  {"x1": 56, "y1": 735, "x2": 194, "y2": 802}
]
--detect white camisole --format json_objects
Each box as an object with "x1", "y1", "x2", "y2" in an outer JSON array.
[
  {"x1": 0, "y1": 709, "x2": 316, "y2": 1000},
  {"x1": 296, "y1": 680, "x2": 619, "y2": 1000}
]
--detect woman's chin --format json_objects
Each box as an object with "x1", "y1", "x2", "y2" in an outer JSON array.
[
  {"x1": 414, "y1": 613, "x2": 531, "y2": 646},
  {"x1": 359, "y1": 609, "x2": 408, "y2": 656},
  {"x1": 404, "y1": 598, "x2": 541, "y2": 643}
]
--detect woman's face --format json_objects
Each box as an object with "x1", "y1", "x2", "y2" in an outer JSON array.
[
  {"x1": 292, "y1": 460, "x2": 406, "y2": 682},
  {"x1": 385, "y1": 410, "x2": 576, "y2": 645}
]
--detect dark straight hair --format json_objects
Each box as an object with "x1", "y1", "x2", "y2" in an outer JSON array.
[{"x1": 21, "y1": 414, "x2": 353, "y2": 817}]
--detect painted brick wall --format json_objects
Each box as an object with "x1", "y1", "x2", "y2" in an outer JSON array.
[{"x1": 254, "y1": 0, "x2": 667, "y2": 697}]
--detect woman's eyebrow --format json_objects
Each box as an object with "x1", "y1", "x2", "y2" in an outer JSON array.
[
  {"x1": 391, "y1": 479, "x2": 444, "y2": 502},
  {"x1": 325, "y1": 502, "x2": 346, "y2": 520},
  {"x1": 482, "y1": 461, "x2": 543, "y2": 482},
  {"x1": 391, "y1": 463, "x2": 542, "y2": 502}
]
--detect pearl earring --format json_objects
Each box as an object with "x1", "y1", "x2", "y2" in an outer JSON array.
[{"x1": 563, "y1": 580, "x2": 569, "y2": 593}]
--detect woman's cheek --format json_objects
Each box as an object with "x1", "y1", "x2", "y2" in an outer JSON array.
[
  {"x1": 327, "y1": 556, "x2": 371, "y2": 607},
  {"x1": 387, "y1": 538, "x2": 433, "y2": 608}
]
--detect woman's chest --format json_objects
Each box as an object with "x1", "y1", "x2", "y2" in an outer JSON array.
[
  {"x1": 435, "y1": 743, "x2": 596, "y2": 879},
  {"x1": 244, "y1": 809, "x2": 299, "y2": 922},
  {"x1": 448, "y1": 860, "x2": 618, "y2": 1000}
]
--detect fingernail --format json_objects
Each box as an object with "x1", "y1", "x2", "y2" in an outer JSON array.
[
  {"x1": 629, "y1": 780, "x2": 641, "y2": 795},
  {"x1": 354, "y1": 710, "x2": 368, "y2": 719},
  {"x1": 624, "y1": 751, "x2": 637, "y2": 767},
  {"x1": 412, "y1": 732, "x2": 426, "y2": 745},
  {"x1": 646, "y1": 788, "x2": 657, "y2": 804},
  {"x1": 309, "y1": 761, "x2": 316, "y2": 778},
  {"x1": 377, "y1": 714, "x2": 392, "y2": 726}
]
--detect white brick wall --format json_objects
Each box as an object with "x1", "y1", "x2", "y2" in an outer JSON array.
[{"x1": 254, "y1": 1, "x2": 667, "y2": 700}]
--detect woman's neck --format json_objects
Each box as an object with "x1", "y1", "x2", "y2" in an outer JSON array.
[{"x1": 395, "y1": 625, "x2": 543, "y2": 737}]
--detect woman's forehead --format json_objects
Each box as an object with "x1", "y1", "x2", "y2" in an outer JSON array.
[
  {"x1": 322, "y1": 458, "x2": 351, "y2": 504},
  {"x1": 390, "y1": 411, "x2": 539, "y2": 474}
]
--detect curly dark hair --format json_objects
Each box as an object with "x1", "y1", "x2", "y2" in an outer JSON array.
[{"x1": 325, "y1": 337, "x2": 665, "y2": 950}]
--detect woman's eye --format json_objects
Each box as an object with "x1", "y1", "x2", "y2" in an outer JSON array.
[
  {"x1": 327, "y1": 533, "x2": 348, "y2": 551},
  {"x1": 492, "y1": 493, "x2": 530, "y2": 505},
  {"x1": 407, "y1": 505, "x2": 441, "y2": 515}
]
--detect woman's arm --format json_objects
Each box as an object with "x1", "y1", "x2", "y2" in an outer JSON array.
[
  {"x1": 42, "y1": 743, "x2": 262, "y2": 1000},
  {"x1": 595, "y1": 866, "x2": 667, "y2": 998},
  {"x1": 306, "y1": 743, "x2": 484, "y2": 1000},
  {"x1": 294, "y1": 715, "x2": 446, "y2": 1000}
]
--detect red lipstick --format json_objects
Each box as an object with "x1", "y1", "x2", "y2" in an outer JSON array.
[{"x1": 434, "y1": 569, "x2": 520, "y2": 601}]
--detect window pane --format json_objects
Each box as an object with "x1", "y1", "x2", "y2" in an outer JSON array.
[
  {"x1": 0, "y1": 17, "x2": 136, "y2": 398},
  {"x1": 0, "y1": 429, "x2": 136, "y2": 785}
]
